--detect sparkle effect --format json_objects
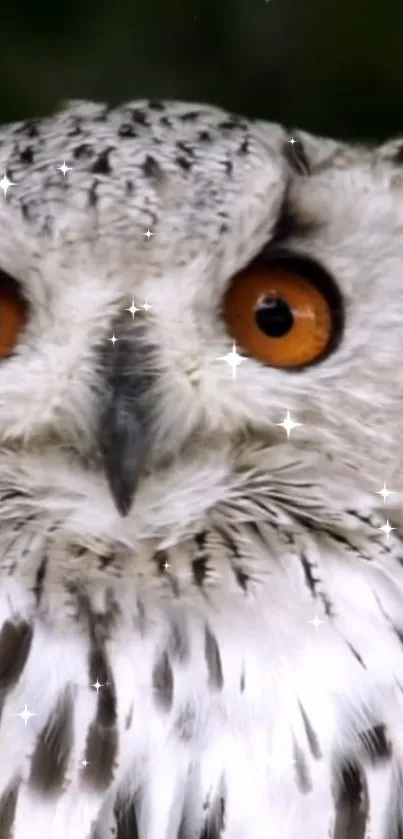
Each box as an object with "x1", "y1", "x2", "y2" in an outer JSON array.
[
  {"x1": 379, "y1": 520, "x2": 395, "y2": 540},
  {"x1": 58, "y1": 160, "x2": 72, "y2": 177},
  {"x1": 0, "y1": 173, "x2": 16, "y2": 197},
  {"x1": 277, "y1": 411, "x2": 302, "y2": 438},
  {"x1": 0, "y1": 103, "x2": 401, "y2": 835},
  {"x1": 14, "y1": 704, "x2": 36, "y2": 727},
  {"x1": 376, "y1": 483, "x2": 395, "y2": 503},
  {"x1": 309, "y1": 614, "x2": 325, "y2": 631},
  {"x1": 110, "y1": 300, "x2": 153, "y2": 344},
  {"x1": 126, "y1": 300, "x2": 141, "y2": 318},
  {"x1": 217, "y1": 342, "x2": 245, "y2": 379}
]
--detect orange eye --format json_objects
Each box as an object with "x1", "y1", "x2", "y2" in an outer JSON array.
[
  {"x1": 0, "y1": 273, "x2": 28, "y2": 359},
  {"x1": 222, "y1": 255, "x2": 341, "y2": 369}
]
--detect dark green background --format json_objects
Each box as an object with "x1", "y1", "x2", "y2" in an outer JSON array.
[{"x1": 1, "y1": 0, "x2": 402, "y2": 142}]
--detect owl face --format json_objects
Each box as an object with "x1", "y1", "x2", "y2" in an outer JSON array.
[{"x1": 0, "y1": 100, "x2": 402, "y2": 526}]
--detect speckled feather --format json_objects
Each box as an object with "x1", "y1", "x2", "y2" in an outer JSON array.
[{"x1": 1, "y1": 99, "x2": 403, "y2": 838}]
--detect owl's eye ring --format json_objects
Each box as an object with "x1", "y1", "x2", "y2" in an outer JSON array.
[
  {"x1": 0, "y1": 271, "x2": 29, "y2": 360},
  {"x1": 222, "y1": 249, "x2": 344, "y2": 370}
]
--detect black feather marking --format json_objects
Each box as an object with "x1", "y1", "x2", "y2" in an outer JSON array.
[
  {"x1": 192, "y1": 558, "x2": 208, "y2": 587},
  {"x1": 199, "y1": 795, "x2": 226, "y2": 838},
  {"x1": 293, "y1": 738, "x2": 312, "y2": 793},
  {"x1": 204, "y1": 626, "x2": 223, "y2": 691},
  {"x1": 0, "y1": 620, "x2": 33, "y2": 692},
  {"x1": 152, "y1": 650, "x2": 174, "y2": 711},
  {"x1": 125, "y1": 704, "x2": 134, "y2": 730},
  {"x1": 142, "y1": 154, "x2": 164, "y2": 180},
  {"x1": 358, "y1": 724, "x2": 391, "y2": 764},
  {"x1": 179, "y1": 110, "x2": 200, "y2": 121},
  {"x1": 298, "y1": 701, "x2": 322, "y2": 759},
  {"x1": 91, "y1": 148, "x2": 113, "y2": 175},
  {"x1": 85, "y1": 636, "x2": 118, "y2": 788},
  {"x1": 72, "y1": 588, "x2": 119, "y2": 790},
  {"x1": 215, "y1": 525, "x2": 249, "y2": 592},
  {"x1": 299, "y1": 550, "x2": 333, "y2": 617},
  {"x1": 332, "y1": 762, "x2": 369, "y2": 839},
  {"x1": 0, "y1": 778, "x2": 19, "y2": 839},
  {"x1": 114, "y1": 799, "x2": 140, "y2": 839},
  {"x1": 192, "y1": 531, "x2": 210, "y2": 587},
  {"x1": 83, "y1": 713, "x2": 118, "y2": 790},
  {"x1": 345, "y1": 641, "x2": 366, "y2": 669},
  {"x1": 168, "y1": 614, "x2": 190, "y2": 663},
  {"x1": 32, "y1": 554, "x2": 48, "y2": 605},
  {"x1": 29, "y1": 689, "x2": 74, "y2": 794},
  {"x1": 153, "y1": 549, "x2": 170, "y2": 575}
]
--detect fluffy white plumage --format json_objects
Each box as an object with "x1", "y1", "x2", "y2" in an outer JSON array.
[{"x1": 0, "y1": 99, "x2": 403, "y2": 838}]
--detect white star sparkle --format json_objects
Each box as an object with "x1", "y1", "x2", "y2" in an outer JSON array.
[
  {"x1": 217, "y1": 342, "x2": 245, "y2": 379},
  {"x1": 376, "y1": 483, "x2": 395, "y2": 504},
  {"x1": 79, "y1": 758, "x2": 90, "y2": 769},
  {"x1": 142, "y1": 300, "x2": 153, "y2": 312},
  {"x1": 126, "y1": 300, "x2": 141, "y2": 318},
  {"x1": 164, "y1": 561, "x2": 170, "y2": 571},
  {"x1": 108, "y1": 334, "x2": 119, "y2": 346},
  {"x1": 309, "y1": 613, "x2": 325, "y2": 632},
  {"x1": 0, "y1": 173, "x2": 16, "y2": 197},
  {"x1": 14, "y1": 704, "x2": 36, "y2": 727},
  {"x1": 144, "y1": 229, "x2": 154, "y2": 240},
  {"x1": 58, "y1": 160, "x2": 72, "y2": 177},
  {"x1": 92, "y1": 679, "x2": 103, "y2": 693},
  {"x1": 288, "y1": 136, "x2": 297, "y2": 146},
  {"x1": 277, "y1": 411, "x2": 302, "y2": 438},
  {"x1": 379, "y1": 520, "x2": 395, "y2": 540}
]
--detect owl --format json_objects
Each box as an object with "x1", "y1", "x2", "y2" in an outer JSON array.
[{"x1": 0, "y1": 97, "x2": 403, "y2": 839}]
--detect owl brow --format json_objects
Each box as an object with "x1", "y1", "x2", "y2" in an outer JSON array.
[{"x1": 261, "y1": 188, "x2": 320, "y2": 250}]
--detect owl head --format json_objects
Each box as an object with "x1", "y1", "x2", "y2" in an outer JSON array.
[{"x1": 0, "y1": 100, "x2": 402, "y2": 539}]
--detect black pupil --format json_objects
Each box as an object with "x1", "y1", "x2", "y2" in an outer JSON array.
[{"x1": 254, "y1": 296, "x2": 294, "y2": 338}]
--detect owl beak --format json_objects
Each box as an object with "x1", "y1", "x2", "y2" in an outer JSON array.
[{"x1": 97, "y1": 335, "x2": 154, "y2": 517}]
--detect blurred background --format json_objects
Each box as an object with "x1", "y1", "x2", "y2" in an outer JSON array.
[{"x1": 0, "y1": 0, "x2": 402, "y2": 142}]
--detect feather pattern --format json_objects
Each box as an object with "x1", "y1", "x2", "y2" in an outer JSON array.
[
  {"x1": 0, "y1": 97, "x2": 403, "y2": 837},
  {"x1": 0, "y1": 445, "x2": 403, "y2": 838}
]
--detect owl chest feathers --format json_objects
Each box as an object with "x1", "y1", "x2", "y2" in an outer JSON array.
[{"x1": 0, "y1": 482, "x2": 402, "y2": 839}]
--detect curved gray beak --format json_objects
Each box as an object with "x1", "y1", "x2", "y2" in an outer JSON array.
[{"x1": 97, "y1": 331, "x2": 155, "y2": 517}]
